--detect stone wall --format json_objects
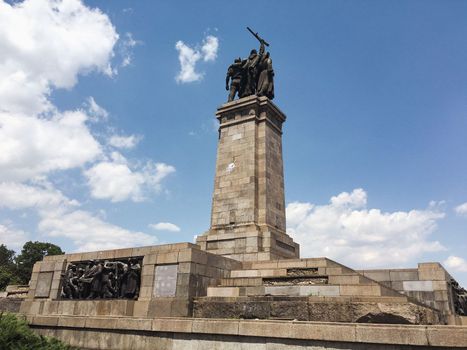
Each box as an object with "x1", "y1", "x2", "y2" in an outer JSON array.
[
  {"x1": 20, "y1": 243, "x2": 241, "y2": 318},
  {"x1": 359, "y1": 263, "x2": 457, "y2": 319},
  {"x1": 0, "y1": 297, "x2": 22, "y2": 313},
  {"x1": 28, "y1": 315, "x2": 467, "y2": 349},
  {"x1": 196, "y1": 96, "x2": 299, "y2": 261}
]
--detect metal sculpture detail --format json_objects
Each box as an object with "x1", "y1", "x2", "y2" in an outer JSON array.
[
  {"x1": 60, "y1": 257, "x2": 142, "y2": 300},
  {"x1": 226, "y1": 27, "x2": 274, "y2": 102}
]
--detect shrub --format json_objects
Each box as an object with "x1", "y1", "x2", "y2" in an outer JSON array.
[{"x1": 0, "y1": 313, "x2": 75, "y2": 350}]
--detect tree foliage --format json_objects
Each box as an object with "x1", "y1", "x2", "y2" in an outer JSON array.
[
  {"x1": 0, "y1": 313, "x2": 75, "y2": 349},
  {"x1": 0, "y1": 242, "x2": 64, "y2": 289},
  {"x1": 15, "y1": 241, "x2": 64, "y2": 284},
  {"x1": 0, "y1": 245, "x2": 15, "y2": 266},
  {"x1": 0, "y1": 245, "x2": 19, "y2": 291}
]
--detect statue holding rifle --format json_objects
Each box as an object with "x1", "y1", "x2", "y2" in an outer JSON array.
[{"x1": 225, "y1": 27, "x2": 275, "y2": 101}]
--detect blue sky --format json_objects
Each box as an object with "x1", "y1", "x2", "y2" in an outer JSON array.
[{"x1": 0, "y1": 0, "x2": 466, "y2": 285}]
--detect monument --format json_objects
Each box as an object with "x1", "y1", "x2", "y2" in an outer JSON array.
[
  {"x1": 14, "y1": 28, "x2": 467, "y2": 349},
  {"x1": 196, "y1": 28, "x2": 298, "y2": 261}
]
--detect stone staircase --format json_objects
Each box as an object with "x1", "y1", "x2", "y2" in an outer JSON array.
[
  {"x1": 194, "y1": 258, "x2": 445, "y2": 324},
  {"x1": 207, "y1": 258, "x2": 404, "y2": 298}
]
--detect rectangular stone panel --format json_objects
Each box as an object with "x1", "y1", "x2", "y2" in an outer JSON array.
[
  {"x1": 300, "y1": 285, "x2": 340, "y2": 297},
  {"x1": 403, "y1": 280, "x2": 434, "y2": 292},
  {"x1": 264, "y1": 286, "x2": 300, "y2": 296},
  {"x1": 154, "y1": 264, "x2": 178, "y2": 297},
  {"x1": 35, "y1": 272, "x2": 53, "y2": 298}
]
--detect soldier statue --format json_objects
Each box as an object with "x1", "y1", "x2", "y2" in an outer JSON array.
[
  {"x1": 226, "y1": 58, "x2": 244, "y2": 102},
  {"x1": 225, "y1": 27, "x2": 275, "y2": 102}
]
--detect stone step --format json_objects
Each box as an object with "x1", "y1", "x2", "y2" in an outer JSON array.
[
  {"x1": 197, "y1": 295, "x2": 410, "y2": 303},
  {"x1": 229, "y1": 266, "x2": 356, "y2": 279},
  {"x1": 219, "y1": 273, "x2": 371, "y2": 287},
  {"x1": 241, "y1": 257, "x2": 338, "y2": 270},
  {"x1": 207, "y1": 282, "x2": 404, "y2": 298},
  {"x1": 219, "y1": 277, "x2": 263, "y2": 287}
]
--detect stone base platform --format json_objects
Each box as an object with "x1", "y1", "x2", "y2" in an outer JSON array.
[
  {"x1": 194, "y1": 296, "x2": 441, "y2": 324},
  {"x1": 20, "y1": 242, "x2": 242, "y2": 318},
  {"x1": 27, "y1": 314, "x2": 467, "y2": 349},
  {"x1": 196, "y1": 257, "x2": 444, "y2": 325},
  {"x1": 197, "y1": 224, "x2": 299, "y2": 262}
]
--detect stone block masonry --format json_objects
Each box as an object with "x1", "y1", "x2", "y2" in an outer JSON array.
[
  {"x1": 20, "y1": 243, "x2": 242, "y2": 319},
  {"x1": 197, "y1": 95, "x2": 299, "y2": 261},
  {"x1": 28, "y1": 315, "x2": 467, "y2": 349}
]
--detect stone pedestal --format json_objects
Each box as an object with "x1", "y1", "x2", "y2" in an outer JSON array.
[{"x1": 196, "y1": 95, "x2": 299, "y2": 261}]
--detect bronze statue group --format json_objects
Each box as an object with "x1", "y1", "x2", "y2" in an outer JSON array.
[
  {"x1": 60, "y1": 258, "x2": 141, "y2": 300},
  {"x1": 226, "y1": 28, "x2": 274, "y2": 102}
]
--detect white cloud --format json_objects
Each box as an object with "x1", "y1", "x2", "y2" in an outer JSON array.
[
  {"x1": 0, "y1": 0, "x2": 118, "y2": 115},
  {"x1": 455, "y1": 202, "x2": 467, "y2": 217},
  {"x1": 0, "y1": 1, "x2": 174, "y2": 253},
  {"x1": 85, "y1": 156, "x2": 175, "y2": 202},
  {"x1": 85, "y1": 96, "x2": 108, "y2": 121},
  {"x1": 201, "y1": 35, "x2": 219, "y2": 62},
  {"x1": 0, "y1": 0, "x2": 119, "y2": 182},
  {"x1": 175, "y1": 41, "x2": 202, "y2": 83},
  {"x1": 109, "y1": 134, "x2": 141, "y2": 149},
  {"x1": 39, "y1": 209, "x2": 158, "y2": 252},
  {"x1": 149, "y1": 222, "x2": 180, "y2": 232},
  {"x1": 175, "y1": 34, "x2": 219, "y2": 83},
  {"x1": 0, "y1": 111, "x2": 102, "y2": 181},
  {"x1": 119, "y1": 32, "x2": 140, "y2": 68},
  {"x1": 85, "y1": 161, "x2": 145, "y2": 202},
  {"x1": 444, "y1": 256, "x2": 467, "y2": 272},
  {"x1": 0, "y1": 181, "x2": 157, "y2": 252},
  {"x1": 286, "y1": 189, "x2": 446, "y2": 268},
  {"x1": 0, "y1": 223, "x2": 28, "y2": 250},
  {"x1": 0, "y1": 182, "x2": 77, "y2": 210}
]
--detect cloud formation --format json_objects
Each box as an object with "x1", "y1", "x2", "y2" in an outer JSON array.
[
  {"x1": 149, "y1": 222, "x2": 181, "y2": 232},
  {"x1": 39, "y1": 209, "x2": 158, "y2": 252},
  {"x1": 286, "y1": 189, "x2": 445, "y2": 268},
  {"x1": 175, "y1": 35, "x2": 219, "y2": 83},
  {"x1": 444, "y1": 256, "x2": 467, "y2": 272},
  {"x1": 0, "y1": 181, "x2": 158, "y2": 252},
  {"x1": 0, "y1": 0, "x2": 116, "y2": 182},
  {"x1": 0, "y1": 224, "x2": 28, "y2": 250},
  {"x1": 0, "y1": 111, "x2": 102, "y2": 182},
  {"x1": 84, "y1": 153, "x2": 175, "y2": 202},
  {"x1": 109, "y1": 134, "x2": 141, "y2": 149},
  {"x1": 119, "y1": 32, "x2": 140, "y2": 68},
  {"x1": 454, "y1": 202, "x2": 467, "y2": 217},
  {"x1": 0, "y1": 0, "x2": 118, "y2": 115},
  {"x1": 86, "y1": 96, "x2": 109, "y2": 121},
  {"x1": 0, "y1": 0, "x2": 172, "y2": 252}
]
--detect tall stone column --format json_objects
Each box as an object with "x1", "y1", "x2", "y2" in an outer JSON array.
[{"x1": 196, "y1": 95, "x2": 299, "y2": 261}]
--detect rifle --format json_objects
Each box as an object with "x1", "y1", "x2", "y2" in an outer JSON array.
[{"x1": 247, "y1": 27, "x2": 269, "y2": 47}]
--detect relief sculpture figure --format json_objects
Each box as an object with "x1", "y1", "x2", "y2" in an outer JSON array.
[{"x1": 61, "y1": 257, "x2": 142, "y2": 300}]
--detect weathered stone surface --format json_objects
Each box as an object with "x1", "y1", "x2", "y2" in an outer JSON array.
[
  {"x1": 402, "y1": 280, "x2": 434, "y2": 291},
  {"x1": 0, "y1": 297, "x2": 22, "y2": 313},
  {"x1": 270, "y1": 300, "x2": 308, "y2": 320},
  {"x1": 196, "y1": 96, "x2": 299, "y2": 261},
  {"x1": 28, "y1": 314, "x2": 467, "y2": 349},
  {"x1": 154, "y1": 264, "x2": 178, "y2": 297},
  {"x1": 194, "y1": 297, "x2": 441, "y2": 325},
  {"x1": 35, "y1": 272, "x2": 53, "y2": 298}
]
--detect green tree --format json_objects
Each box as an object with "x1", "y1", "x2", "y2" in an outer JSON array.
[
  {"x1": 0, "y1": 244, "x2": 15, "y2": 266},
  {"x1": 0, "y1": 245, "x2": 19, "y2": 291},
  {"x1": 15, "y1": 241, "x2": 64, "y2": 285}
]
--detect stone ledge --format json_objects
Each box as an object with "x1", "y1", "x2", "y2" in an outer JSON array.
[{"x1": 26, "y1": 315, "x2": 467, "y2": 347}]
